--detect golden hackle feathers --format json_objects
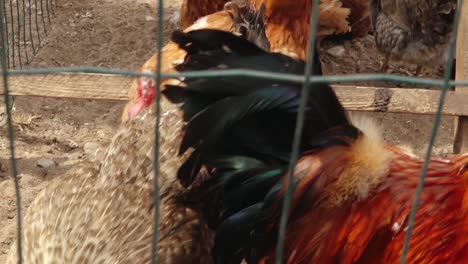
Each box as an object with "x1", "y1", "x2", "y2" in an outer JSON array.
[
  {"x1": 321, "y1": 134, "x2": 391, "y2": 207},
  {"x1": 318, "y1": 0, "x2": 351, "y2": 37},
  {"x1": 277, "y1": 117, "x2": 391, "y2": 210}
]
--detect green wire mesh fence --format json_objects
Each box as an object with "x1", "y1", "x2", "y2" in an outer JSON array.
[
  {"x1": 1, "y1": 0, "x2": 56, "y2": 137},
  {"x1": 0, "y1": 0, "x2": 466, "y2": 263},
  {"x1": 1, "y1": 0, "x2": 56, "y2": 69}
]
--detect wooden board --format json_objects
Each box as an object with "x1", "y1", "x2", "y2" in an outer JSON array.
[
  {"x1": 332, "y1": 85, "x2": 468, "y2": 116},
  {"x1": 2, "y1": 73, "x2": 468, "y2": 117},
  {"x1": 454, "y1": 0, "x2": 468, "y2": 153},
  {"x1": 0, "y1": 73, "x2": 133, "y2": 100}
]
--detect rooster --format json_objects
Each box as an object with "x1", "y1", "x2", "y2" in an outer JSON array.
[
  {"x1": 121, "y1": 0, "x2": 371, "y2": 123},
  {"x1": 370, "y1": 0, "x2": 457, "y2": 75},
  {"x1": 163, "y1": 29, "x2": 468, "y2": 263}
]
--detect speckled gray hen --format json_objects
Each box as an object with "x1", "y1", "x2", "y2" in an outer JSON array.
[
  {"x1": 6, "y1": 97, "x2": 214, "y2": 264},
  {"x1": 370, "y1": 0, "x2": 457, "y2": 75}
]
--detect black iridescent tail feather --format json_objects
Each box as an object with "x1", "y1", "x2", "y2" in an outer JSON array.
[
  {"x1": 166, "y1": 29, "x2": 349, "y2": 182},
  {"x1": 164, "y1": 29, "x2": 357, "y2": 263}
]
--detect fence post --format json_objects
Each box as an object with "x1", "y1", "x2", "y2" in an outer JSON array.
[{"x1": 454, "y1": 0, "x2": 468, "y2": 153}]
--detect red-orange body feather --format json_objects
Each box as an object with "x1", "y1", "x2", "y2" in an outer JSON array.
[
  {"x1": 180, "y1": 0, "x2": 229, "y2": 29},
  {"x1": 261, "y1": 145, "x2": 468, "y2": 264}
]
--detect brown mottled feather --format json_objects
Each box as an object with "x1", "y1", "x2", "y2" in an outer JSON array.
[
  {"x1": 370, "y1": 0, "x2": 457, "y2": 71},
  {"x1": 6, "y1": 98, "x2": 214, "y2": 263},
  {"x1": 341, "y1": 0, "x2": 371, "y2": 37}
]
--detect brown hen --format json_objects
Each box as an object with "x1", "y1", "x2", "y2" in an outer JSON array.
[{"x1": 6, "y1": 96, "x2": 214, "y2": 264}]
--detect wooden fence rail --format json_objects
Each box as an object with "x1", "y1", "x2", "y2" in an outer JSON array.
[
  {"x1": 454, "y1": 0, "x2": 468, "y2": 153},
  {"x1": 1, "y1": 73, "x2": 468, "y2": 116},
  {"x1": 3, "y1": 1, "x2": 468, "y2": 153}
]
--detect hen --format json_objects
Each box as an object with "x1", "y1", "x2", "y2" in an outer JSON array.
[
  {"x1": 6, "y1": 93, "x2": 214, "y2": 263},
  {"x1": 370, "y1": 0, "x2": 457, "y2": 75},
  {"x1": 165, "y1": 29, "x2": 468, "y2": 263},
  {"x1": 218, "y1": 0, "x2": 370, "y2": 59},
  {"x1": 121, "y1": 0, "x2": 371, "y2": 123},
  {"x1": 6, "y1": 105, "x2": 215, "y2": 263}
]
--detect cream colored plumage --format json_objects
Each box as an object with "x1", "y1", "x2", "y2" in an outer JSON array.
[{"x1": 6, "y1": 98, "x2": 213, "y2": 263}]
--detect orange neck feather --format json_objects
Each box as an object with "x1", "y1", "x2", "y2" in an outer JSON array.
[
  {"x1": 250, "y1": 0, "x2": 352, "y2": 60},
  {"x1": 251, "y1": 0, "x2": 313, "y2": 60}
]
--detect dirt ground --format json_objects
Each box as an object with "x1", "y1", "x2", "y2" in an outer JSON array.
[{"x1": 0, "y1": 0, "x2": 457, "y2": 261}]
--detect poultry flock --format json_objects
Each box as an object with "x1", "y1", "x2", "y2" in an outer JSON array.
[
  {"x1": 6, "y1": 0, "x2": 466, "y2": 264},
  {"x1": 121, "y1": 0, "x2": 371, "y2": 122}
]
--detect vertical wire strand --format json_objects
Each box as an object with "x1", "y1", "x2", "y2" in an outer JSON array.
[
  {"x1": 28, "y1": 0, "x2": 36, "y2": 54},
  {"x1": 275, "y1": 0, "x2": 321, "y2": 263},
  {"x1": 9, "y1": 0, "x2": 16, "y2": 68},
  {"x1": 22, "y1": 0, "x2": 30, "y2": 64},
  {"x1": 2, "y1": 0, "x2": 10, "y2": 68},
  {"x1": 39, "y1": 0, "x2": 46, "y2": 36},
  {"x1": 399, "y1": 1, "x2": 463, "y2": 263},
  {"x1": 15, "y1": 0, "x2": 23, "y2": 68},
  {"x1": 45, "y1": 0, "x2": 50, "y2": 24},
  {"x1": 151, "y1": 0, "x2": 164, "y2": 263},
  {"x1": 0, "y1": 0, "x2": 23, "y2": 262},
  {"x1": 34, "y1": 0, "x2": 42, "y2": 43},
  {"x1": 49, "y1": 0, "x2": 54, "y2": 16}
]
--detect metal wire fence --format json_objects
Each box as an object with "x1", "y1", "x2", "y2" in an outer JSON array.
[
  {"x1": 0, "y1": 0, "x2": 466, "y2": 263},
  {"x1": 1, "y1": 0, "x2": 56, "y2": 134},
  {"x1": 0, "y1": 0, "x2": 56, "y2": 69}
]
